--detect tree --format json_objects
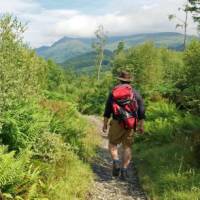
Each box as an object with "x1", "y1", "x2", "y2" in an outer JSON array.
[
  {"x1": 92, "y1": 25, "x2": 107, "y2": 81},
  {"x1": 183, "y1": 40, "x2": 200, "y2": 113},
  {"x1": 114, "y1": 41, "x2": 125, "y2": 55},
  {"x1": 112, "y1": 42, "x2": 165, "y2": 95},
  {"x1": 0, "y1": 15, "x2": 48, "y2": 114},
  {"x1": 169, "y1": 2, "x2": 190, "y2": 50},
  {"x1": 188, "y1": 0, "x2": 200, "y2": 31}
]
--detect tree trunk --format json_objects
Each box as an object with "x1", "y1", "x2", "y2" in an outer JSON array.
[
  {"x1": 184, "y1": 9, "x2": 188, "y2": 50},
  {"x1": 97, "y1": 51, "x2": 103, "y2": 81}
]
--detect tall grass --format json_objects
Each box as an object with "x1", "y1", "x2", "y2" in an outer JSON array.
[{"x1": 133, "y1": 100, "x2": 200, "y2": 200}]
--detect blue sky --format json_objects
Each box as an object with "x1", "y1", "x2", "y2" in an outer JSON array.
[{"x1": 0, "y1": 0, "x2": 197, "y2": 47}]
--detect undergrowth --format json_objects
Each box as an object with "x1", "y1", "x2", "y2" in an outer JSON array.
[
  {"x1": 0, "y1": 99, "x2": 99, "y2": 199},
  {"x1": 133, "y1": 100, "x2": 200, "y2": 200}
]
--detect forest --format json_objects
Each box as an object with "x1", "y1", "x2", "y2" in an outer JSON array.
[{"x1": 0, "y1": 4, "x2": 200, "y2": 199}]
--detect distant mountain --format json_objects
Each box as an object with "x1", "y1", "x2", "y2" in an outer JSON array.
[
  {"x1": 60, "y1": 50, "x2": 113, "y2": 72},
  {"x1": 36, "y1": 37, "x2": 92, "y2": 63},
  {"x1": 35, "y1": 32, "x2": 197, "y2": 64}
]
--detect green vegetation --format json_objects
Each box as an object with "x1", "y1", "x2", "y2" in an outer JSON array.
[
  {"x1": 62, "y1": 37, "x2": 200, "y2": 200},
  {"x1": 113, "y1": 42, "x2": 200, "y2": 199},
  {"x1": 0, "y1": 15, "x2": 99, "y2": 199},
  {"x1": 133, "y1": 101, "x2": 200, "y2": 200},
  {"x1": 1, "y1": 12, "x2": 200, "y2": 200},
  {"x1": 60, "y1": 50, "x2": 112, "y2": 73}
]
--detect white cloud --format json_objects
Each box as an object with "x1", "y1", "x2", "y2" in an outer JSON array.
[{"x1": 0, "y1": 0, "x2": 198, "y2": 47}]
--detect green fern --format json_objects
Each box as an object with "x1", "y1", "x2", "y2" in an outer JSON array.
[{"x1": 0, "y1": 146, "x2": 30, "y2": 189}]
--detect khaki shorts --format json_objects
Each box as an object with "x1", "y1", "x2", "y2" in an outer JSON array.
[{"x1": 108, "y1": 119, "x2": 134, "y2": 147}]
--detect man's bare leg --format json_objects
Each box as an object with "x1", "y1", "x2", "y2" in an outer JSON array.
[
  {"x1": 120, "y1": 146, "x2": 132, "y2": 180},
  {"x1": 109, "y1": 143, "x2": 120, "y2": 177},
  {"x1": 122, "y1": 146, "x2": 132, "y2": 168},
  {"x1": 109, "y1": 143, "x2": 119, "y2": 160}
]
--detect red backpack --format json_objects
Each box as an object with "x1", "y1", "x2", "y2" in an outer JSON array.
[{"x1": 112, "y1": 84, "x2": 138, "y2": 130}]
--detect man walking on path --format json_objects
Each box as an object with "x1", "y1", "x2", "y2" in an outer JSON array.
[{"x1": 102, "y1": 71, "x2": 145, "y2": 180}]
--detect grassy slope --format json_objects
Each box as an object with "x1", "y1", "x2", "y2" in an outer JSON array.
[
  {"x1": 0, "y1": 99, "x2": 100, "y2": 200},
  {"x1": 38, "y1": 120, "x2": 99, "y2": 200},
  {"x1": 132, "y1": 101, "x2": 200, "y2": 200},
  {"x1": 60, "y1": 50, "x2": 113, "y2": 71},
  {"x1": 36, "y1": 100, "x2": 100, "y2": 199},
  {"x1": 133, "y1": 141, "x2": 200, "y2": 200}
]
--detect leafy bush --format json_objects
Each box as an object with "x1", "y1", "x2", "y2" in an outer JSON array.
[
  {"x1": 0, "y1": 15, "x2": 99, "y2": 200},
  {"x1": 40, "y1": 99, "x2": 99, "y2": 159},
  {"x1": 38, "y1": 150, "x2": 94, "y2": 200},
  {"x1": 32, "y1": 132, "x2": 69, "y2": 163},
  {"x1": 137, "y1": 101, "x2": 178, "y2": 143},
  {"x1": 75, "y1": 72, "x2": 113, "y2": 115},
  {"x1": 0, "y1": 146, "x2": 30, "y2": 190},
  {"x1": 133, "y1": 142, "x2": 200, "y2": 200},
  {"x1": 0, "y1": 15, "x2": 48, "y2": 114},
  {"x1": 0, "y1": 146, "x2": 40, "y2": 199},
  {"x1": 183, "y1": 40, "x2": 200, "y2": 114},
  {"x1": 0, "y1": 103, "x2": 50, "y2": 150},
  {"x1": 133, "y1": 100, "x2": 200, "y2": 200},
  {"x1": 146, "y1": 100, "x2": 179, "y2": 121}
]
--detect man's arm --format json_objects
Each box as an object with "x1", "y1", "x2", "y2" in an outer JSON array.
[
  {"x1": 103, "y1": 117, "x2": 109, "y2": 133},
  {"x1": 134, "y1": 90, "x2": 145, "y2": 134}
]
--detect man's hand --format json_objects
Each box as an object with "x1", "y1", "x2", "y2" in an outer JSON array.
[
  {"x1": 102, "y1": 123, "x2": 108, "y2": 133},
  {"x1": 102, "y1": 117, "x2": 109, "y2": 133}
]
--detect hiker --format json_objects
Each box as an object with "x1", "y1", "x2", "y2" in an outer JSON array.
[{"x1": 102, "y1": 71, "x2": 145, "y2": 180}]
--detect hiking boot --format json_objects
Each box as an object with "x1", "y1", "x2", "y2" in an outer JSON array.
[
  {"x1": 112, "y1": 160, "x2": 120, "y2": 177},
  {"x1": 120, "y1": 168, "x2": 129, "y2": 181}
]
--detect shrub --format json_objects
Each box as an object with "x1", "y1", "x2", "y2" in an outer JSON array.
[
  {"x1": 0, "y1": 146, "x2": 29, "y2": 190},
  {"x1": 32, "y1": 132, "x2": 69, "y2": 163},
  {"x1": 183, "y1": 40, "x2": 200, "y2": 114},
  {"x1": 40, "y1": 99, "x2": 99, "y2": 159},
  {"x1": 0, "y1": 146, "x2": 40, "y2": 199},
  {"x1": 0, "y1": 103, "x2": 50, "y2": 150}
]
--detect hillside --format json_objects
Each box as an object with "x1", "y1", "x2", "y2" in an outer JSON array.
[
  {"x1": 60, "y1": 50, "x2": 113, "y2": 72},
  {"x1": 35, "y1": 32, "x2": 197, "y2": 64},
  {"x1": 36, "y1": 37, "x2": 92, "y2": 63}
]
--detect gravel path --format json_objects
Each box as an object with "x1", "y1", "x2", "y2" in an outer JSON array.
[{"x1": 87, "y1": 116, "x2": 147, "y2": 200}]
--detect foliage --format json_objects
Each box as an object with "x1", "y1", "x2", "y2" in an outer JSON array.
[
  {"x1": 32, "y1": 132, "x2": 69, "y2": 163},
  {"x1": 183, "y1": 40, "x2": 200, "y2": 114},
  {"x1": 0, "y1": 103, "x2": 50, "y2": 150},
  {"x1": 38, "y1": 150, "x2": 94, "y2": 200},
  {"x1": 133, "y1": 141, "x2": 200, "y2": 200},
  {"x1": 168, "y1": 3, "x2": 191, "y2": 50},
  {"x1": 0, "y1": 15, "x2": 99, "y2": 200},
  {"x1": 1, "y1": 13, "x2": 200, "y2": 200},
  {"x1": 76, "y1": 72, "x2": 113, "y2": 114},
  {"x1": 113, "y1": 43, "x2": 167, "y2": 95},
  {"x1": 133, "y1": 100, "x2": 200, "y2": 200},
  {"x1": 0, "y1": 146, "x2": 30, "y2": 189},
  {"x1": 40, "y1": 99, "x2": 99, "y2": 158},
  {"x1": 60, "y1": 50, "x2": 112, "y2": 72},
  {"x1": 47, "y1": 59, "x2": 66, "y2": 93},
  {"x1": 0, "y1": 15, "x2": 47, "y2": 115},
  {"x1": 189, "y1": 0, "x2": 200, "y2": 28}
]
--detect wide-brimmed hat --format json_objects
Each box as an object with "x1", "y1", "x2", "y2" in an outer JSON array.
[{"x1": 117, "y1": 71, "x2": 132, "y2": 82}]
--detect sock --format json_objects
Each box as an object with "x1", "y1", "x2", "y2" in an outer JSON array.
[
  {"x1": 113, "y1": 159, "x2": 120, "y2": 164},
  {"x1": 121, "y1": 168, "x2": 127, "y2": 172}
]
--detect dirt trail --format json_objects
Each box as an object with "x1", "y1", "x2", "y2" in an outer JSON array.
[{"x1": 87, "y1": 116, "x2": 147, "y2": 200}]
